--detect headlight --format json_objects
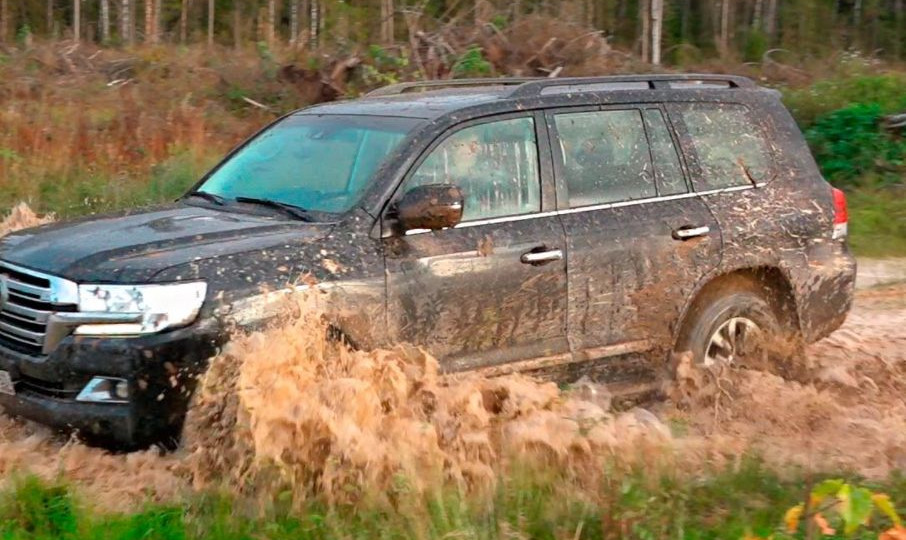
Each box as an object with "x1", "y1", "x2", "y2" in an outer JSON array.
[{"x1": 75, "y1": 281, "x2": 207, "y2": 336}]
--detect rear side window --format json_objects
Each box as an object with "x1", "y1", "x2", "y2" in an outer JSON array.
[
  {"x1": 405, "y1": 117, "x2": 540, "y2": 221},
  {"x1": 677, "y1": 103, "x2": 773, "y2": 191},
  {"x1": 553, "y1": 109, "x2": 656, "y2": 207}
]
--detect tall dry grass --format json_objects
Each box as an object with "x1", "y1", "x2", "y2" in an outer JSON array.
[{"x1": 0, "y1": 44, "x2": 282, "y2": 216}]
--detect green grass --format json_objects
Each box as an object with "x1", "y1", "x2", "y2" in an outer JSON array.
[
  {"x1": 5, "y1": 459, "x2": 905, "y2": 540},
  {"x1": 846, "y1": 185, "x2": 906, "y2": 257}
]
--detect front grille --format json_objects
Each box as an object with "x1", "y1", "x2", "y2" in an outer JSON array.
[{"x1": 0, "y1": 262, "x2": 78, "y2": 356}]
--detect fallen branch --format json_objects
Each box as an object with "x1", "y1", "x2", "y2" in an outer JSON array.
[{"x1": 242, "y1": 96, "x2": 274, "y2": 113}]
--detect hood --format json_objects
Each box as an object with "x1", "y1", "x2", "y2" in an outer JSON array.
[{"x1": 0, "y1": 203, "x2": 333, "y2": 283}]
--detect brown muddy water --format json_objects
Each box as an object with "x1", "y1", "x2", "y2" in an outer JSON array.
[{"x1": 1, "y1": 204, "x2": 906, "y2": 512}]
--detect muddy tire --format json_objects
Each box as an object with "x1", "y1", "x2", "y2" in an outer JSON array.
[{"x1": 677, "y1": 280, "x2": 783, "y2": 368}]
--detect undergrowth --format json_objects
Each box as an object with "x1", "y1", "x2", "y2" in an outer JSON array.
[{"x1": 0, "y1": 459, "x2": 826, "y2": 540}]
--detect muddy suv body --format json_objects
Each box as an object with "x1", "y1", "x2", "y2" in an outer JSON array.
[{"x1": 0, "y1": 74, "x2": 856, "y2": 446}]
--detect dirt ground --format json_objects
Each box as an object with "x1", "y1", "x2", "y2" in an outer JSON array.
[{"x1": 1, "y1": 204, "x2": 906, "y2": 511}]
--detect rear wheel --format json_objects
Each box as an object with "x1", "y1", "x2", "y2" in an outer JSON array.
[{"x1": 677, "y1": 283, "x2": 781, "y2": 368}]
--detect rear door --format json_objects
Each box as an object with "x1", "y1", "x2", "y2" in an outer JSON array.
[
  {"x1": 383, "y1": 113, "x2": 569, "y2": 372},
  {"x1": 546, "y1": 105, "x2": 722, "y2": 360}
]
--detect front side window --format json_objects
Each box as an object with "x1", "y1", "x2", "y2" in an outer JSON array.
[
  {"x1": 198, "y1": 114, "x2": 422, "y2": 215},
  {"x1": 553, "y1": 109, "x2": 656, "y2": 207},
  {"x1": 404, "y1": 117, "x2": 541, "y2": 222},
  {"x1": 677, "y1": 103, "x2": 773, "y2": 190}
]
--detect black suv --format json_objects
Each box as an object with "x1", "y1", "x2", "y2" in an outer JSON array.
[{"x1": 0, "y1": 75, "x2": 856, "y2": 447}]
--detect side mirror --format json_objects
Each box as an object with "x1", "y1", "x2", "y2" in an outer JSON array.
[{"x1": 395, "y1": 184, "x2": 464, "y2": 232}]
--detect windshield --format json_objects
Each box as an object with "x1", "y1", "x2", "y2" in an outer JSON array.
[{"x1": 196, "y1": 114, "x2": 422, "y2": 215}]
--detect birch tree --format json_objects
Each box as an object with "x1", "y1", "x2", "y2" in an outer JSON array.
[
  {"x1": 100, "y1": 0, "x2": 110, "y2": 42},
  {"x1": 144, "y1": 0, "x2": 153, "y2": 43},
  {"x1": 73, "y1": 0, "x2": 80, "y2": 41},
  {"x1": 121, "y1": 0, "x2": 132, "y2": 44},
  {"x1": 267, "y1": 0, "x2": 276, "y2": 46},
  {"x1": 651, "y1": 0, "x2": 663, "y2": 65},
  {"x1": 290, "y1": 0, "x2": 299, "y2": 45}
]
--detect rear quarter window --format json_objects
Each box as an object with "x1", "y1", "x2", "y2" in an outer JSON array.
[{"x1": 676, "y1": 103, "x2": 774, "y2": 191}]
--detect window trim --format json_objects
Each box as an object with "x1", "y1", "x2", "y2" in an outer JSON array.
[
  {"x1": 381, "y1": 112, "x2": 550, "y2": 233},
  {"x1": 667, "y1": 101, "x2": 777, "y2": 193},
  {"x1": 403, "y1": 182, "x2": 763, "y2": 236}
]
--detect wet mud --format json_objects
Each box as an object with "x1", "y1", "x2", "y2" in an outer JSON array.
[{"x1": 2, "y1": 204, "x2": 906, "y2": 512}]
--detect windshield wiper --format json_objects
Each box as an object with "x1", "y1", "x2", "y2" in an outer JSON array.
[
  {"x1": 233, "y1": 196, "x2": 313, "y2": 221},
  {"x1": 185, "y1": 191, "x2": 227, "y2": 206}
]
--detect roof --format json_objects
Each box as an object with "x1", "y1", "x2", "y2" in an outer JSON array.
[{"x1": 299, "y1": 74, "x2": 760, "y2": 120}]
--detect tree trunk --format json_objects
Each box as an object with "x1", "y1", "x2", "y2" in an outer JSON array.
[
  {"x1": 0, "y1": 0, "x2": 7, "y2": 43},
  {"x1": 179, "y1": 0, "x2": 188, "y2": 43},
  {"x1": 381, "y1": 0, "x2": 394, "y2": 44},
  {"x1": 752, "y1": 0, "x2": 763, "y2": 31},
  {"x1": 720, "y1": 0, "x2": 730, "y2": 56},
  {"x1": 897, "y1": 0, "x2": 905, "y2": 59},
  {"x1": 47, "y1": 0, "x2": 55, "y2": 35},
  {"x1": 290, "y1": 0, "x2": 298, "y2": 45},
  {"x1": 144, "y1": 0, "x2": 152, "y2": 42},
  {"x1": 267, "y1": 0, "x2": 275, "y2": 46},
  {"x1": 100, "y1": 0, "x2": 110, "y2": 42},
  {"x1": 765, "y1": 0, "x2": 777, "y2": 38},
  {"x1": 651, "y1": 0, "x2": 663, "y2": 65},
  {"x1": 155, "y1": 0, "x2": 162, "y2": 43},
  {"x1": 309, "y1": 0, "x2": 319, "y2": 47},
  {"x1": 639, "y1": 0, "x2": 649, "y2": 62},
  {"x1": 233, "y1": 1, "x2": 240, "y2": 48},
  {"x1": 73, "y1": 0, "x2": 80, "y2": 41},
  {"x1": 207, "y1": 0, "x2": 214, "y2": 47}
]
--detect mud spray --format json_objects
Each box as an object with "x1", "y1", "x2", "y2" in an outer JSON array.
[{"x1": 2, "y1": 204, "x2": 906, "y2": 513}]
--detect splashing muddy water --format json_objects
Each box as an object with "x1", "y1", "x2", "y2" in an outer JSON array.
[{"x1": 2, "y1": 203, "x2": 906, "y2": 512}]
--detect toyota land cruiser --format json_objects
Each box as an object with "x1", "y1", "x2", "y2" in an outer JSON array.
[{"x1": 0, "y1": 74, "x2": 856, "y2": 447}]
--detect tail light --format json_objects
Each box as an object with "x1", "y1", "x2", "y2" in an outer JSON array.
[{"x1": 832, "y1": 187, "x2": 848, "y2": 240}]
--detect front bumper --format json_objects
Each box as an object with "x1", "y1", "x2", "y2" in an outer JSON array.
[{"x1": 0, "y1": 320, "x2": 221, "y2": 447}]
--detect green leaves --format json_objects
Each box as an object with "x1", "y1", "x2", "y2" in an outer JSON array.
[{"x1": 782, "y1": 479, "x2": 904, "y2": 537}]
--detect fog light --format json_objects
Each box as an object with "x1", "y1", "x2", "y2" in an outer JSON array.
[{"x1": 76, "y1": 377, "x2": 130, "y2": 404}]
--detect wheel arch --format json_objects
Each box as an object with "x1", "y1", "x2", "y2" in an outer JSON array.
[{"x1": 674, "y1": 266, "x2": 801, "y2": 351}]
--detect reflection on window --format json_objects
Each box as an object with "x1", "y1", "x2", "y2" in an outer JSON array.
[
  {"x1": 554, "y1": 109, "x2": 656, "y2": 207},
  {"x1": 406, "y1": 117, "x2": 540, "y2": 221},
  {"x1": 643, "y1": 109, "x2": 687, "y2": 196},
  {"x1": 200, "y1": 114, "x2": 420, "y2": 214},
  {"x1": 678, "y1": 104, "x2": 772, "y2": 190}
]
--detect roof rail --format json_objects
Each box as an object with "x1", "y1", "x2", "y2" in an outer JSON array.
[
  {"x1": 506, "y1": 74, "x2": 756, "y2": 98},
  {"x1": 365, "y1": 73, "x2": 757, "y2": 99},
  {"x1": 366, "y1": 78, "x2": 544, "y2": 97}
]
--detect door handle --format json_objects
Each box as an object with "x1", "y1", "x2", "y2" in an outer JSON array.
[
  {"x1": 521, "y1": 249, "x2": 563, "y2": 265},
  {"x1": 672, "y1": 225, "x2": 711, "y2": 240}
]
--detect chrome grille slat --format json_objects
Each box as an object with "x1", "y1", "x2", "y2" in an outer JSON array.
[
  {"x1": 2, "y1": 302, "x2": 50, "y2": 322},
  {"x1": 5, "y1": 277, "x2": 51, "y2": 301},
  {"x1": 1, "y1": 310, "x2": 48, "y2": 327},
  {"x1": 0, "y1": 320, "x2": 45, "y2": 341},
  {"x1": 0, "y1": 326, "x2": 43, "y2": 346},
  {"x1": 0, "y1": 262, "x2": 79, "y2": 355}
]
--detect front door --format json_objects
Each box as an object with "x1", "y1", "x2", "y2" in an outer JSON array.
[
  {"x1": 383, "y1": 114, "x2": 569, "y2": 371},
  {"x1": 546, "y1": 106, "x2": 722, "y2": 359}
]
